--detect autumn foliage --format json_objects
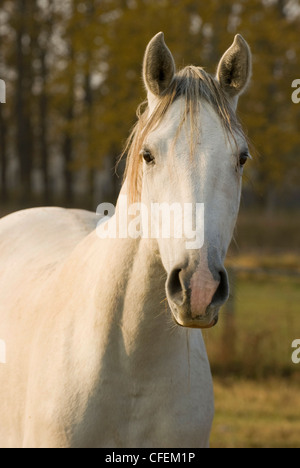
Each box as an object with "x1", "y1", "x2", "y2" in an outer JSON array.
[{"x1": 0, "y1": 0, "x2": 299, "y2": 211}]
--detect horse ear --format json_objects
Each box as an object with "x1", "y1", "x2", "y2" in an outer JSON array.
[
  {"x1": 143, "y1": 32, "x2": 176, "y2": 97},
  {"x1": 216, "y1": 34, "x2": 252, "y2": 108}
]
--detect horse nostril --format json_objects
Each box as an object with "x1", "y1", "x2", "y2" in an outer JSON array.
[
  {"x1": 166, "y1": 268, "x2": 185, "y2": 306},
  {"x1": 211, "y1": 270, "x2": 229, "y2": 307},
  {"x1": 167, "y1": 267, "x2": 229, "y2": 311}
]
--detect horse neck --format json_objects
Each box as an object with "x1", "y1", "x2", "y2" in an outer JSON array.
[
  {"x1": 91, "y1": 194, "x2": 189, "y2": 374},
  {"x1": 101, "y1": 234, "x2": 194, "y2": 383},
  {"x1": 61, "y1": 222, "x2": 212, "y2": 447},
  {"x1": 111, "y1": 183, "x2": 171, "y2": 353},
  {"x1": 58, "y1": 183, "x2": 194, "y2": 382}
]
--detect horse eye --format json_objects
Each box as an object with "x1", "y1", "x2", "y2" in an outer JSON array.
[
  {"x1": 239, "y1": 152, "x2": 249, "y2": 167},
  {"x1": 141, "y1": 149, "x2": 155, "y2": 165}
]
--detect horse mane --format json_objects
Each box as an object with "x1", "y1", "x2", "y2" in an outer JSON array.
[{"x1": 121, "y1": 65, "x2": 246, "y2": 203}]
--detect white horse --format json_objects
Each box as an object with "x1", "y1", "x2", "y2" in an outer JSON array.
[{"x1": 0, "y1": 33, "x2": 252, "y2": 448}]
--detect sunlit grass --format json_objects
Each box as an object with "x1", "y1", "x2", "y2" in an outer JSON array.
[
  {"x1": 204, "y1": 275, "x2": 300, "y2": 377},
  {"x1": 210, "y1": 377, "x2": 300, "y2": 448},
  {"x1": 205, "y1": 271, "x2": 300, "y2": 448},
  {"x1": 226, "y1": 253, "x2": 300, "y2": 272}
]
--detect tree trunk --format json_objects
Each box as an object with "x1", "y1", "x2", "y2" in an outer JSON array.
[
  {"x1": 39, "y1": 49, "x2": 50, "y2": 205},
  {"x1": 85, "y1": 70, "x2": 95, "y2": 208},
  {"x1": 62, "y1": 40, "x2": 75, "y2": 206},
  {"x1": 15, "y1": 0, "x2": 33, "y2": 204},
  {"x1": 63, "y1": 114, "x2": 74, "y2": 206}
]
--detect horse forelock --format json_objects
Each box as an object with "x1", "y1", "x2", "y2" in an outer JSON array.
[{"x1": 121, "y1": 65, "x2": 246, "y2": 203}]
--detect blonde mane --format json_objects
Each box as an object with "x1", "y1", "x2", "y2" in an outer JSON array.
[{"x1": 122, "y1": 65, "x2": 246, "y2": 203}]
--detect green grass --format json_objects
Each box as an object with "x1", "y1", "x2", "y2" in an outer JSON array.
[
  {"x1": 204, "y1": 275, "x2": 300, "y2": 378},
  {"x1": 204, "y1": 272, "x2": 300, "y2": 447},
  {"x1": 210, "y1": 377, "x2": 300, "y2": 448}
]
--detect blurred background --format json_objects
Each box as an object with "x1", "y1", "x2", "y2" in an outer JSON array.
[{"x1": 0, "y1": 0, "x2": 299, "y2": 448}]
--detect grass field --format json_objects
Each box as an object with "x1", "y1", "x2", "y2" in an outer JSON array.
[
  {"x1": 210, "y1": 377, "x2": 300, "y2": 448},
  {"x1": 204, "y1": 268, "x2": 300, "y2": 378},
  {"x1": 204, "y1": 264, "x2": 300, "y2": 448}
]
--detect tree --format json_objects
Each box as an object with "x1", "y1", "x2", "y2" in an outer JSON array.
[
  {"x1": 14, "y1": 0, "x2": 35, "y2": 202},
  {"x1": 0, "y1": 0, "x2": 299, "y2": 212}
]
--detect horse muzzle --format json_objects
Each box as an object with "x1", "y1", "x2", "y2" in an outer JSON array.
[{"x1": 166, "y1": 265, "x2": 229, "y2": 329}]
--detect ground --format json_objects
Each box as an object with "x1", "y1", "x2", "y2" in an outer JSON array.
[{"x1": 211, "y1": 377, "x2": 300, "y2": 448}]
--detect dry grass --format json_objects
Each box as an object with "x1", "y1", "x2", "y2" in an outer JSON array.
[
  {"x1": 211, "y1": 377, "x2": 300, "y2": 448},
  {"x1": 226, "y1": 253, "x2": 300, "y2": 272},
  {"x1": 204, "y1": 274, "x2": 300, "y2": 378},
  {"x1": 207, "y1": 266, "x2": 300, "y2": 448}
]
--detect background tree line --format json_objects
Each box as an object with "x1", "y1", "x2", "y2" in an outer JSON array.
[{"x1": 0, "y1": 0, "x2": 299, "y2": 213}]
